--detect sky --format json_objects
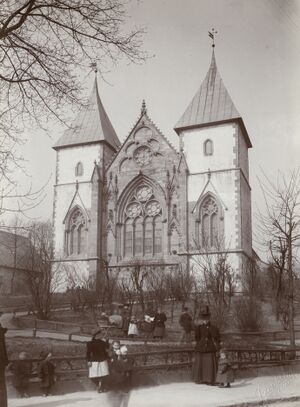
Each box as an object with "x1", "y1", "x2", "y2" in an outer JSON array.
[{"x1": 7, "y1": 0, "x2": 300, "y2": 258}]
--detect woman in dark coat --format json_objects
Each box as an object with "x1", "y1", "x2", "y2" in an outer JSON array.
[
  {"x1": 153, "y1": 308, "x2": 167, "y2": 339},
  {"x1": 86, "y1": 330, "x2": 110, "y2": 392},
  {"x1": 10, "y1": 351, "x2": 32, "y2": 397},
  {"x1": 192, "y1": 307, "x2": 220, "y2": 385}
]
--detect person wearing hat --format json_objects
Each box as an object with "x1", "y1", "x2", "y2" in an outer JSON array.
[
  {"x1": 192, "y1": 306, "x2": 220, "y2": 385},
  {"x1": 0, "y1": 316, "x2": 8, "y2": 407},
  {"x1": 179, "y1": 306, "x2": 193, "y2": 343},
  {"x1": 86, "y1": 330, "x2": 110, "y2": 393}
]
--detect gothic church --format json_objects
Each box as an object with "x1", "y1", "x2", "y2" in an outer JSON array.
[{"x1": 52, "y1": 50, "x2": 252, "y2": 286}]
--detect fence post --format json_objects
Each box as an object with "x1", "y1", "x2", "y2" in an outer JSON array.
[
  {"x1": 68, "y1": 333, "x2": 72, "y2": 341},
  {"x1": 33, "y1": 328, "x2": 37, "y2": 338}
]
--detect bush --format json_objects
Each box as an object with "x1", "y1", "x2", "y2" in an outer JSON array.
[{"x1": 234, "y1": 296, "x2": 264, "y2": 332}]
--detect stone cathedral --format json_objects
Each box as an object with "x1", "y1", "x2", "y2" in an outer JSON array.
[{"x1": 52, "y1": 51, "x2": 253, "y2": 286}]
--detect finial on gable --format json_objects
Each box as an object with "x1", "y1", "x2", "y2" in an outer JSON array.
[
  {"x1": 76, "y1": 179, "x2": 79, "y2": 191},
  {"x1": 207, "y1": 168, "x2": 211, "y2": 180},
  {"x1": 141, "y1": 99, "x2": 147, "y2": 116}
]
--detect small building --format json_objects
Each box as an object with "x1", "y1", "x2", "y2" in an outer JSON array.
[{"x1": 0, "y1": 230, "x2": 31, "y2": 295}]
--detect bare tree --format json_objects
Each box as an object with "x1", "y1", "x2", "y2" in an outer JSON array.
[
  {"x1": 0, "y1": 0, "x2": 145, "y2": 214},
  {"x1": 23, "y1": 220, "x2": 64, "y2": 319},
  {"x1": 192, "y1": 240, "x2": 237, "y2": 329},
  {"x1": 146, "y1": 266, "x2": 168, "y2": 309},
  {"x1": 257, "y1": 169, "x2": 300, "y2": 346}
]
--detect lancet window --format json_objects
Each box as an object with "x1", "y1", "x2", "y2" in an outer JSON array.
[
  {"x1": 122, "y1": 184, "x2": 163, "y2": 257},
  {"x1": 75, "y1": 162, "x2": 83, "y2": 176},
  {"x1": 198, "y1": 195, "x2": 222, "y2": 249},
  {"x1": 65, "y1": 208, "x2": 86, "y2": 256},
  {"x1": 204, "y1": 139, "x2": 213, "y2": 156}
]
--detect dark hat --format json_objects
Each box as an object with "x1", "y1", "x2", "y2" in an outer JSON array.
[{"x1": 198, "y1": 305, "x2": 210, "y2": 319}]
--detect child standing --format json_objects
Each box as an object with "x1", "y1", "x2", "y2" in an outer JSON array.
[
  {"x1": 9, "y1": 352, "x2": 31, "y2": 398},
  {"x1": 216, "y1": 350, "x2": 234, "y2": 388},
  {"x1": 128, "y1": 316, "x2": 139, "y2": 338},
  {"x1": 38, "y1": 352, "x2": 56, "y2": 396}
]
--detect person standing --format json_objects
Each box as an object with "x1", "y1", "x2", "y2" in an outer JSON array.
[
  {"x1": 9, "y1": 351, "x2": 32, "y2": 398},
  {"x1": 216, "y1": 349, "x2": 235, "y2": 388},
  {"x1": 153, "y1": 307, "x2": 167, "y2": 339},
  {"x1": 192, "y1": 306, "x2": 220, "y2": 385},
  {"x1": 38, "y1": 352, "x2": 56, "y2": 397},
  {"x1": 108, "y1": 345, "x2": 134, "y2": 407},
  {"x1": 86, "y1": 330, "x2": 110, "y2": 393},
  {"x1": 179, "y1": 307, "x2": 193, "y2": 343},
  {"x1": 121, "y1": 305, "x2": 131, "y2": 337},
  {"x1": 128, "y1": 316, "x2": 139, "y2": 338},
  {"x1": 0, "y1": 319, "x2": 8, "y2": 407}
]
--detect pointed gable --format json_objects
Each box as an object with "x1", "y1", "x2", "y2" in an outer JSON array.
[
  {"x1": 53, "y1": 78, "x2": 120, "y2": 151},
  {"x1": 107, "y1": 101, "x2": 178, "y2": 172},
  {"x1": 175, "y1": 51, "x2": 251, "y2": 147}
]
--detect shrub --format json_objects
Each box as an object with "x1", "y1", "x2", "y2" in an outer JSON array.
[{"x1": 234, "y1": 296, "x2": 264, "y2": 332}]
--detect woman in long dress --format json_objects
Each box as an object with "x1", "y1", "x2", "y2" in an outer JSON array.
[
  {"x1": 192, "y1": 307, "x2": 220, "y2": 385},
  {"x1": 86, "y1": 330, "x2": 110, "y2": 393}
]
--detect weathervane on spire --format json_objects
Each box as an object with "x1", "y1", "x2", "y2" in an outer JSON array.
[
  {"x1": 208, "y1": 28, "x2": 218, "y2": 48},
  {"x1": 90, "y1": 61, "x2": 98, "y2": 74}
]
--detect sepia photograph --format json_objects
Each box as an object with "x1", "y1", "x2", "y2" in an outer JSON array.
[{"x1": 0, "y1": 0, "x2": 300, "y2": 406}]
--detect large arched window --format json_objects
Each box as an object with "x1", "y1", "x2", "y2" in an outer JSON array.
[
  {"x1": 204, "y1": 139, "x2": 213, "y2": 156},
  {"x1": 122, "y1": 184, "x2": 163, "y2": 258},
  {"x1": 65, "y1": 208, "x2": 86, "y2": 256},
  {"x1": 198, "y1": 195, "x2": 223, "y2": 249}
]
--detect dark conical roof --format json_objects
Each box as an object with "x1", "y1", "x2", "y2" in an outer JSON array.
[
  {"x1": 174, "y1": 51, "x2": 251, "y2": 147},
  {"x1": 53, "y1": 78, "x2": 120, "y2": 151}
]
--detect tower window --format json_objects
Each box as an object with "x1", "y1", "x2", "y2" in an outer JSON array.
[
  {"x1": 75, "y1": 162, "x2": 83, "y2": 176},
  {"x1": 65, "y1": 208, "x2": 86, "y2": 256},
  {"x1": 198, "y1": 195, "x2": 223, "y2": 249},
  {"x1": 204, "y1": 139, "x2": 213, "y2": 156}
]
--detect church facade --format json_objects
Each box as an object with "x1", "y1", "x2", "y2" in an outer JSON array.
[{"x1": 52, "y1": 51, "x2": 253, "y2": 287}]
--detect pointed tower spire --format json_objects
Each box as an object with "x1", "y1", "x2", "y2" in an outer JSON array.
[
  {"x1": 53, "y1": 73, "x2": 121, "y2": 151},
  {"x1": 174, "y1": 49, "x2": 252, "y2": 147}
]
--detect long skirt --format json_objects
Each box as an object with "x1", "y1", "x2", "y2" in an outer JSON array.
[
  {"x1": 192, "y1": 352, "x2": 217, "y2": 384},
  {"x1": 89, "y1": 361, "x2": 109, "y2": 378},
  {"x1": 153, "y1": 326, "x2": 165, "y2": 338},
  {"x1": 128, "y1": 323, "x2": 139, "y2": 336}
]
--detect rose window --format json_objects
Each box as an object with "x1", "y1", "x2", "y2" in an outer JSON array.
[
  {"x1": 126, "y1": 202, "x2": 142, "y2": 218},
  {"x1": 145, "y1": 200, "x2": 161, "y2": 217},
  {"x1": 136, "y1": 185, "x2": 153, "y2": 202},
  {"x1": 70, "y1": 210, "x2": 85, "y2": 227},
  {"x1": 133, "y1": 145, "x2": 152, "y2": 166},
  {"x1": 202, "y1": 198, "x2": 218, "y2": 215}
]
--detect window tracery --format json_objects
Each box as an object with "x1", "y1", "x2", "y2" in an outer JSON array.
[
  {"x1": 122, "y1": 184, "x2": 163, "y2": 257},
  {"x1": 198, "y1": 195, "x2": 222, "y2": 248},
  {"x1": 65, "y1": 208, "x2": 86, "y2": 256}
]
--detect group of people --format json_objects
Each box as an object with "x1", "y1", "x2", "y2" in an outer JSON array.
[
  {"x1": 109, "y1": 305, "x2": 168, "y2": 340},
  {"x1": 9, "y1": 351, "x2": 55, "y2": 398},
  {"x1": 86, "y1": 330, "x2": 133, "y2": 406}
]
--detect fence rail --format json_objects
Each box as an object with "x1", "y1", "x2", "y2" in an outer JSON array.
[{"x1": 6, "y1": 346, "x2": 300, "y2": 382}]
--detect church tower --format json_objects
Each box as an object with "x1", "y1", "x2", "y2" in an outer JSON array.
[
  {"x1": 52, "y1": 77, "x2": 120, "y2": 286},
  {"x1": 174, "y1": 50, "x2": 252, "y2": 274}
]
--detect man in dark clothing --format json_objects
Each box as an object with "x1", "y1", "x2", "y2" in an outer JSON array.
[
  {"x1": 0, "y1": 320, "x2": 9, "y2": 407},
  {"x1": 179, "y1": 307, "x2": 193, "y2": 343}
]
